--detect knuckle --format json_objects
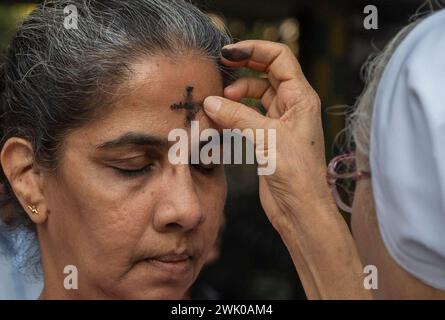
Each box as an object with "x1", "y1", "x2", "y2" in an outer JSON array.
[
  {"x1": 279, "y1": 43, "x2": 294, "y2": 56},
  {"x1": 286, "y1": 85, "x2": 321, "y2": 114},
  {"x1": 226, "y1": 102, "x2": 242, "y2": 123},
  {"x1": 245, "y1": 78, "x2": 254, "y2": 92},
  {"x1": 277, "y1": 42, "x2": 289, "y2": 51},
  {"x1": 285, "y1": 83, "x2": 307, "y2": 105},
  {"x1": 303, "y1": 95, "x2": 321, "y2": 115},
  {"x1": 309, "y1": 89, "x2": 321, "y2": 110}
]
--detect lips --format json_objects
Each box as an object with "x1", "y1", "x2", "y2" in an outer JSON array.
[
  {"x1": 143, "y1": 252, "x2": 194, "y2": 275},
  {"x1": 154, "y1": 253, "x2": 190, "y2": 263}
]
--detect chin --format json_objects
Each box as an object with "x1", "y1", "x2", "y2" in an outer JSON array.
[
  {"x1": 96, "y1": 261, "x2": 200, "y2": 299},
  {"x1": 101, "y1": 279, "x2": 192, "y2": 300},
  {"x1": 122, "y1": 285, "x2": 190, "y2": 300}
]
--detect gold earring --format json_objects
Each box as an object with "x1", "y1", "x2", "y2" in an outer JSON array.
[{"x1": 27, "y1": 205, "x2": 40, "y2": 215}]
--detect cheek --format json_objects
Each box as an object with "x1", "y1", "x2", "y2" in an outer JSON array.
[
  {"x1": 351, "y1": 181, "x2": 377, "y2": 264},
  {"x1": 44, "y1": 156, "x2": 156, "y2": 271},
  {"x1": 351, "y1": 184, "x2": 367, "y2": 244},
  {"x1": 43, "y1": 147, "x2": 228, "y2": 292}
]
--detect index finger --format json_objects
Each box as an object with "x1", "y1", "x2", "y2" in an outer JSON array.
[{"x1": 221, "y1": 40, "x2": 305, "y2": 83}]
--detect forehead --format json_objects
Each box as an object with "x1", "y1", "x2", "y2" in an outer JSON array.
[{"x1": 75, "y1": 55, "x2": 223, "y2": 146}]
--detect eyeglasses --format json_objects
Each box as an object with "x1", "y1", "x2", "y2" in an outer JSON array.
[{"x1": 326, "y1": 153, "x2": 371, "y2": 213}]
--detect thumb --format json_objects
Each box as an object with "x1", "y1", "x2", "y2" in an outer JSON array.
[{"x1": 203, "y1": 96, "x2": 268, "y2": 130}]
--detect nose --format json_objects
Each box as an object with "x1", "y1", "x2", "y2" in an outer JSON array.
[{"x1": 153, "y1": 165, "x2": 205, "y2": 233}]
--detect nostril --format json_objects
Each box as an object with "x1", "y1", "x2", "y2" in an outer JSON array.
[{"x1": 165, "y1": 222, "x2": 182, "y2": 230}]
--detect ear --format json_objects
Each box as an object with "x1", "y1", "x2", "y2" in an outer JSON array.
[{"x1": 0, "y1": 137, "x2": 48, "y2": 224}]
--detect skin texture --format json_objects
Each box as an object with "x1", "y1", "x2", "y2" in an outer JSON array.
[
  {"x1": 170, "y1": 86, "x2": 203, "y2": 125},
  {"x1": 1, "y1": 54, "x2": 226, "y2": 299},
  {"x1": 3, "y1": 39, "x2": 444, "y2": 300},
  {"x1": 204, "y1": 40, "x2": 445, "y2": 299},
  {"x1": 204, "y1": 40, "x2": 371, "y2": 299},
  {"x1": 352, "y1": 155, "x2": 445, "y2": 299}
]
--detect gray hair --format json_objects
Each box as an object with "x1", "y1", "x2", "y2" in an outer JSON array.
[
  {"x1": 0, "y1": 0, "x2": 234, "y2": 273},
  {"x1": 348, "y1": 21, "x2": 424, "y2": 170}
]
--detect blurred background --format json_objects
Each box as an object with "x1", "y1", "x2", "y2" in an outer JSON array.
[{"x1": 0, "y1": 0, "x2": 442, "y2": 299}]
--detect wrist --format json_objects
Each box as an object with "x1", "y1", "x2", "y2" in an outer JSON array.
[
  {"x1": 275, "y1": 182, "x2": 340, "y2": 238},
  {"x1": 277, "y1": 202, "x2": 370, "y2": 299},
  {"x1": 278, "y1": 198, "x2": 343, "y2": 248}
]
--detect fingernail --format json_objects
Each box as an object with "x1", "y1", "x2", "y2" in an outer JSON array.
[
  {"x1": 204, "y1": 97, "x2": 222, "y2": 114},
  {"x1": 221, "y1": 46, "x2": 251, "y2": 62},
  {"x1": 224, "y1": 84, "x2": 235, "y2": 92}
]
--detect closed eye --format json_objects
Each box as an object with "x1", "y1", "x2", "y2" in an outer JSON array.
[{"x1": 113, "y1": 164, "x2": 154, "y2": 177}]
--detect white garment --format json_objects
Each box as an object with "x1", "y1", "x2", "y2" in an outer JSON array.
[
  {"x1": 371, "y1": 9, "x2": 445, "y2": 290},
  {"x1": 0, "y1": 255, "x2": 43, "y2": 300},
  {"x1": 0, "y1": 225, "x2": 43, "y2": 300}
]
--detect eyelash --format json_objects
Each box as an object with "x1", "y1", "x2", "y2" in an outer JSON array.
[
  {"x1": 113, "y1": 163, "x2": 218, "y2": 178},
  {"x1": 114, "y1": 164, "x2": 154, "y2": 177}
]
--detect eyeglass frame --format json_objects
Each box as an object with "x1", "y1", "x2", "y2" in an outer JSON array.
[{"x1": 326, "y1": 153, "x2": 371, "y2": 213}]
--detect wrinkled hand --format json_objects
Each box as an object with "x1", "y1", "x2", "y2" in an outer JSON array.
[{"x1": 204, "y1": 40, "x2": 336, "y2": 233}]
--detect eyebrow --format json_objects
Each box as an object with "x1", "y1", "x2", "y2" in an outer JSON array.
[{"x1": 95, "y1": 132, "x2": 168, "y2": 150}]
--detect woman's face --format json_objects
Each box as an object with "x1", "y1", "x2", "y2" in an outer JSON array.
[{"x1": 39, "y1": 55, "x2": 227, "y2": 299}]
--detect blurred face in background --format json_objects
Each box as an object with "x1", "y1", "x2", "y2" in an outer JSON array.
[{"x1": 38, "y1": 54, "x2": 227, "y2": 299}]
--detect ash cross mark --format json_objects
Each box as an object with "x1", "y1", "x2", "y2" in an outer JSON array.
[{"x1": 170, "y1": 86, "x2": 203, "y2": 126}]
